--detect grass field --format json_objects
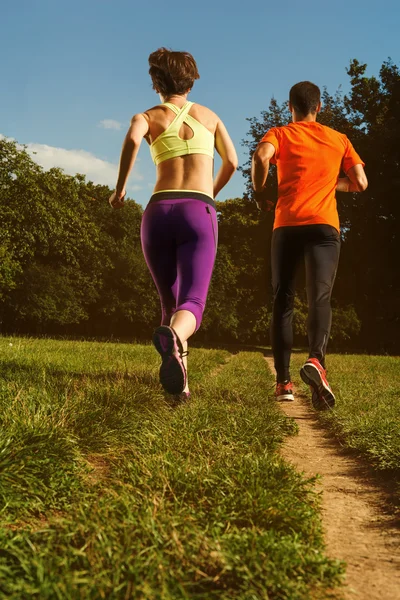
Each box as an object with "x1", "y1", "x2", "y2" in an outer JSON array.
[
  {"x1": 0, "y1": 337, "x2": 343, "y2": 599},
  {"x1": 292, "y1": 353, "x2": 400, "y2": 489}
]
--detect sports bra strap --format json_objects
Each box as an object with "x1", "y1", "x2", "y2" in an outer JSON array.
[
  {"x1": 162, "y1": 102, "x2": 180, "y2": 115},
  {"x1": 162, "y1": 102, "x2": 193, "y2": 125}
]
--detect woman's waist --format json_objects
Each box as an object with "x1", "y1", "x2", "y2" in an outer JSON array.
[
  {"x1": 155, "y1": 158, "x2": 213, "y2": 188},
  {"x1": 148, "y1": 189, "x2": 216, "y2": 209}
]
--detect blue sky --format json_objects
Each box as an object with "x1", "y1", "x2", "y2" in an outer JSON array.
[{"x1": 1, "y1": 0, "x2": 399, "y2": 206}]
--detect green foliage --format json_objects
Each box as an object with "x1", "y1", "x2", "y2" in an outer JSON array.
[
  {"x1": 203, "y1": 198, "x2": 272, "y2": 343},
  {"x1": 331, "y1": 305, "x2": 361, "y2": 342},
  {"x1": 0, "y1": 139, "x2": 158, "y2": 336},
  {"x1": 202, "y1": 244, "x2": 240, "y2": 339},
  {"x1": 292, "y1": 299, "x2": 361, "y2": 343},
  {"x1": 0, "y1": 337, "x2": 343, "y2": 598},
  {"x1": 339, "y1": 59, "x2": 400, "y2": 351},
  {"x1": 0, "y1": 235, "x2": 21, "y2": 300}
]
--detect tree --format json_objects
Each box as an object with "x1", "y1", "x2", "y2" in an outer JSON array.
[
  {"x1": 340, "y1": 59, "x2": 400, "y2": 350},
  {"x1": 0, "y1": 139, "x2": 158, "y2": 337}
]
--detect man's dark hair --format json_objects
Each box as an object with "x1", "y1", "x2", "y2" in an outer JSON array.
[
  {"x1": 289, "y1": 81, "x2": 321, "y2": 116},
  {"x1": 148, "y1": 47, "x2": 200, "y2": 97}
]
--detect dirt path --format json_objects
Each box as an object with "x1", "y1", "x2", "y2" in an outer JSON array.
[{"x1": 264, "y1": 357, "x2": 400, "y2": 600}]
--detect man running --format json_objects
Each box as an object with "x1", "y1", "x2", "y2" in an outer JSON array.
[{"x1": 251, "y1": 81, "x2": 367, "y2": 409}]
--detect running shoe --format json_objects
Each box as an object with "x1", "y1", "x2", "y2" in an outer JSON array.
[
  {"x1": 152, "y1": 326, "x2": 187, "y2": 395},
  {"x1": 174, "y1": 391, "x2": 191, "y2": 403},
  {"x1": 309, "y1": 387, "x2": 321, "y2": 410},
  {"x1": 300, "y1": 358, "x2": 335, "y2": 410},
  {"x1": 275, "y1": 381, "x2": 294, "y2": 402}
]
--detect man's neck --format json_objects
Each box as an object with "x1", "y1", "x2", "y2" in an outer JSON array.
[{"x1": 292, "y1": 111, "x2": 317, "y2": 123}]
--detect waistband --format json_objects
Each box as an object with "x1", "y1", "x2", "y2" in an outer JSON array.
[{"x1": 149, "y1": 191, "x2": 216, "y2": 209}]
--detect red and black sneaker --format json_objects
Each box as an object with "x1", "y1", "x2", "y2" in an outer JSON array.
[
  {"x1": 275, "y1": 381, "x2": 294, "y2": 402},
  {"x1": 300, "y1": 358, "x2": 335, "y2": 410}
]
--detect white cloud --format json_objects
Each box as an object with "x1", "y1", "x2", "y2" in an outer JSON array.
[
  {"x1": 98, "y1": 119, "x2": 123, "y2": 130},
  {"x1": 21, "y1": 141, "x2": 142, "y2": 191}
]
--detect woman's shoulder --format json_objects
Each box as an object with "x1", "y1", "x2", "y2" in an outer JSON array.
[
  {"x1": 189, "y1": 102, "x2": 219, "y2": 120},
  {"x1": 141, "y1": 104, "x2": 165, "y2": 118},
  {"x1": 188, "y1": 103, "x2": 220, "y2": 134}
]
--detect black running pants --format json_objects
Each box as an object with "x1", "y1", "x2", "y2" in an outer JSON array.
[{"x1": 271, "y1": 224, "x2": 341, "y2": 382}]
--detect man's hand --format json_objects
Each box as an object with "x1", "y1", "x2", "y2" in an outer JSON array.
[
  {"x1": 336, "y1": 165, "x2": 368, "y2": 193},
  {"x1": 256, "y1": 198, "x2": 275, "y2": 213},
  {"x1": 254, "y1": 189, "x2": 275, "y2": 212},
  {"x1": 109, "y1": 190, "x2": 126, "y2": 209}
]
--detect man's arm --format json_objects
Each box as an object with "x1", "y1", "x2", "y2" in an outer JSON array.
[
  {"x1": 251, "y1": 142, "x2": 276, "y2": 210},
  {"x1": 251, "y1": 141, "x2": 276, "y2": 193},
  {"x1": 337, "y1": 164, "x2": 368, "y2": 193},
  {"x1": 109, "y1": 113, "x2": 149, "y2": 209}
]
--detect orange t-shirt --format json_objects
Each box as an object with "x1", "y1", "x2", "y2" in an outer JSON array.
[{"x1": 260, "y1": 122, "x2": 365, "y2": 231}]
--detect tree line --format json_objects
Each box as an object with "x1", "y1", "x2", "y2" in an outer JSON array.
[{"x1": 0, "y1": 58, "x2": 399, "y2": 351}]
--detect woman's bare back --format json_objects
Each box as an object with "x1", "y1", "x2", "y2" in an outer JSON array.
[{"x1": 143, "y1": 102, "x2": 219, "y2": 197}]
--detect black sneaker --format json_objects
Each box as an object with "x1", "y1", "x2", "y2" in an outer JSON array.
[{"x1": 152, "y1": 326, "x2": 187, "y2": 395}]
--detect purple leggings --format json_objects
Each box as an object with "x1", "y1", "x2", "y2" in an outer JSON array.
[{"x1": 141, "y1": 195, "x2": 218, "y2": 331}]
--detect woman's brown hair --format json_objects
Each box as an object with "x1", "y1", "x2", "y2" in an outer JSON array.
[{"x1": 148, "y1": 48, "x2": 200, "y2": 97}]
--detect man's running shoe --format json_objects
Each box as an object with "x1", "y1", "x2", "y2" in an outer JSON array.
[
  {"x1": 309, "y1": 387, "x2": 322, "y2": 411},
  {"x1": 275, "y1": 381, "x2": 294, "y2": 402},
  {"x1": 300, "y1": 358, "x2": 335, "y2": 410},
  {"x1": 152, "y1": 326, "x2": 186, "y2": 395}
]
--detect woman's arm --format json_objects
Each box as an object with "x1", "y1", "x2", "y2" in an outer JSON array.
[
  {"x1": 213, "y1": 119, "x2": 238, "y2": 198},
  {"x1": 109, "y1": 113, "x2": 149, "y2": 209},
  {"x1": 336, "y1": 164, "x2": 368, "y2": 193}
]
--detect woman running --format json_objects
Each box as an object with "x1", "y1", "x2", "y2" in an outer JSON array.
[{"x1": 109, "y1": 48, "x2": 238, "y2": 399}]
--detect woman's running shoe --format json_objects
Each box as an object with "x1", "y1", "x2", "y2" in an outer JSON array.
[
  {"x1": 275, "y1": 381, "x2": 294, "y2": 401},
  {"x1": 174, "y1": 391, "x2": 191, "y2": 403},
  {"x1": 152, "y1": 326, "x2": 186, "y2": 395},
  {"x1": 300, "y1": 358, "x2": 335, "y2": 410}
]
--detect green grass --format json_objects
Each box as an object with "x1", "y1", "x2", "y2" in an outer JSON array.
[
  {"x1": 292, "y1": 353, "x2": 400, "y2": 481},
  {"x1": 0, "y1": 337, "x2": 343, "y2": 599}
]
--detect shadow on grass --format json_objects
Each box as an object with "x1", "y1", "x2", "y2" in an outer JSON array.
[
  {"x1": 295, "y1": 392, "x2": 400, "y2": 529},
  {"x1": 0, "y1": 358, "x2": 157, "y2": 388},
  {"x1": 190, "y1": 342, "x2": 308, "y2": 357},
  {"x1": 0, "y1": 359, "x2": 196, "y2": 413}
]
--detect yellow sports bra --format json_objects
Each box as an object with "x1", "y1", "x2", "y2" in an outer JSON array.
[{"x1": 150, "y1": 102, "x2": 215, "y2": 166}]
